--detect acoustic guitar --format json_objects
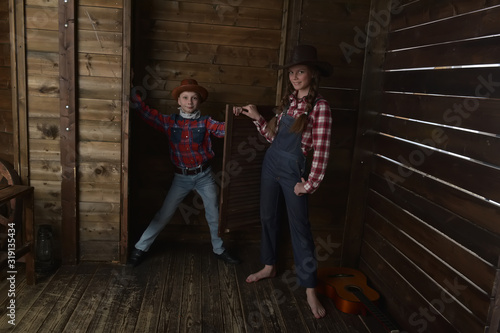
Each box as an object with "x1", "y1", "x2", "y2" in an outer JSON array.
[{"x1": 317, "y1": 267, "x2": 400, "y2": 333}]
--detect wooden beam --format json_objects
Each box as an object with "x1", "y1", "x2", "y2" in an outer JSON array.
[
  {"x1": 59, "y1": 0, "x2": 78, "y2": 264},
  {"x1": 340, "y1": 0, "x2": 389, "y2": 267},
  {"x1": 120, "y1": 0, "x2": 132, "y2": 264},
  {"x1": 9, "y1": 0, "x2": 28, "y2": 182}
]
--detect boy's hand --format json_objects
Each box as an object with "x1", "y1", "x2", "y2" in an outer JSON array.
[{"x1": 233, "y1": 104, "x2": 260, "y2": 121}]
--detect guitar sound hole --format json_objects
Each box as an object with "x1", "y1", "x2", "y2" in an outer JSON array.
[{"x1": 345, "y1": 285, "x2": 362, "y2": 293}]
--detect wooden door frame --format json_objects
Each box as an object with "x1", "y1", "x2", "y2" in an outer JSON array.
[
  {"x1": 9, "y1": 0, "x2": 28, "y2": 181},
  {"x1": 120, "y1": 0, "x2": 132, "y2": 264}
]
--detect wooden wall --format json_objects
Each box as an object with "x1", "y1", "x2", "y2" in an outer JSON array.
[
  {"x1": 128, "y1": 0, "x2": 370, "y2": 271},
  {"x1": 344, "y1": 0, "x2": 500, "y2": 332},
  {"x1": 293, "y1": 0, "x2": 371, "y2": 268},
  {"x1": 16, "y1": 0, "x2": 127, "y2": 262},
  {"x1": 0, "y1": 1, "x2": 13, "y2": 164},
  {"x1": 129, "y1": 0, "x2": 285, "y2": 244}
]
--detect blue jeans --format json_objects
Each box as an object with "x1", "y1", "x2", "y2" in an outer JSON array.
[{"x1": 134, "y1": 167, "x2": 225, "y2": 254}]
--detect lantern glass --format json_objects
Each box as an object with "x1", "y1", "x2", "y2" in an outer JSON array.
[{"x1": 35, "y1": 224, "x2": 56, "y2": 274}]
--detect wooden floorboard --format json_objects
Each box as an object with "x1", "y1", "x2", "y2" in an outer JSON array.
[{"x1": 0, "y1": 241, "x2": 388, "y2": 332}]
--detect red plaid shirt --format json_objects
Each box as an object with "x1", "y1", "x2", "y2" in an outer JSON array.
[
  {"x1": 254, "y1": 92, "x2": 332, "y2": 193},
  {"x1": 134, "y1": 95, "x2": 225, "y2": 169}
]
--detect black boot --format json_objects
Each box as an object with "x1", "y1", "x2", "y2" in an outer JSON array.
[{"x1": 127, "y1": 248, "x2": 146, "y2": 267}]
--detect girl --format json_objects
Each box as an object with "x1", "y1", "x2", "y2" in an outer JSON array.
[{"x1": 234, "y1": 45, "x2": 333, "y2": 318}]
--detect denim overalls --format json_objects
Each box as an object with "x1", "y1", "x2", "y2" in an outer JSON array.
[{"x1": 259, "y1": 112, "x2": 318, "y2": 288}]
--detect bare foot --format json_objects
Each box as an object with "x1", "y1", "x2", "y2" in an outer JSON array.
[
  {"x1": 246, "y1": 265, "x2": 276, "y2": 283},
  {"x1": 306, "y1": 288, "x2": 326, "y2": 319}
]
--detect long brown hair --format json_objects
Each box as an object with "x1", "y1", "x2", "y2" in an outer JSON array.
[{"x1": 266, "y1": 66, "x2": 321, "y2": 136}]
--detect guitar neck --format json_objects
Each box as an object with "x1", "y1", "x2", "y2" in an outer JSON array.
[{"x1": 348, "y1": 287, "x2": 400, "y2": 333}]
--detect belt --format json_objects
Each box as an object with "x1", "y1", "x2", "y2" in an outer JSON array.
[{"x1": 174, "y1": 162, "x2": 210, "y2": 175}]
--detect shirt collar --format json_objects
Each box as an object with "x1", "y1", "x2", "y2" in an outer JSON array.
[{"x1": 178, "y1": 107, "x2": 201, "y2": 119}]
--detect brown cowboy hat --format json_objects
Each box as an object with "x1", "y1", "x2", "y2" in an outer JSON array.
[
  {"x1": 279, "y1": 45, "x2": 333, "y2": 77},
  {"x1": 171, "y1": 79, "x2": 208, "y2": 102}
]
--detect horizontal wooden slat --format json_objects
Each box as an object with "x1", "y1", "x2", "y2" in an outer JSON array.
[
  {"x1": 367, "y1": 189, "x2": 496, "y2": 295},
  {"x1": 384, "y1": 67, "x2": 500, "y2": 98},
  {"x1": 79, "y1": 182, "x2": 120, "y2": 204},
  {"x1": 361, "y1": 228, "x2": 477, "y2": 333},
  {"x1": 79, "y1": 120, "x2": 121, "y2": 142},
  {"x1": 29, "y1": 139, "x2": 61, "y2": 161},
  {"x1": 80, "y1": 0, "x2": 123, "y2": 9},
  {"x1": 79, "y1": 240, "x2": 119, "y2": 261},
  {"x1": 29, "y1": 160, "x2": 61, "y2": 181},
  {"x1": 147, "y1": 0, "x2": 282, "y2": 30},
  {"x1": 375, "y1": 133, "x2": 500, "y2": 203},
  {"x1": 26, "y1": 6, "x2": 123, "y2": 32},
  {"x1": 376, "y1": 114, "x2": 500, "y2": 167},
  {"x1": 30, "y1": 180, "x2": 61, "y2": 201},
  {"x1": 364, "y1": 206, "x2": 490, "y2": 329},
  {"x1": 27, "y1": 29, "x2": 122, "y2": 54},
  {"x1": 167, "y1": 0, "x2": 284, "y2": 11},
  {"x1": 382, "y1": 92, "x2": 500, "y2": 135},
  {"x1": 28, "y1": 117, "x2": 60, "y2": 139},
  {"x1": 26, "y1": 29, "x2": 58, "y2": 52},
  {"x1": 80, "y1": 201, "x2": 120, "y2": 221},
  {"x1": 78, "y1": 6, "x2": 122, "y2": 32},
  {"x1": 146, "y1": 41, "x2": 279, "y2": 68},
  {"x1": 79, "y1": 141, "x2": 121, "y2": 163},
  {"x1": 146, "y1": 21, "x2": 281, "y2": 49},
  {"x1": 79, "y1": 98, "x2": 122, "y2": 121},
  {"x1": 79, "y1": 221, "x2": 119, "y2": 242},
  {"x1": 370, "y1": 167, "x2": 500, "y2": 265},
  {"x1": 390, "y1": 0, "x2": 500, "y2": 32},
  {"x1": 389, "y1": 5, "x2": 500, "y2": 51},
  {"x1": 385, "y1": 36, "x2": 500, "y2": 70},
  {"x1": 28, "y1": 51, "x2": 122, "y2": 78},
  {"x1": 79, "y1": 76, "x2": 121, "y2": 99},
  {"x1": 78, "y1": 162, "x2": 121, "y2": 183},
  {"x1": 143, "y1": 59, "x2": 277, "y2": 87}
]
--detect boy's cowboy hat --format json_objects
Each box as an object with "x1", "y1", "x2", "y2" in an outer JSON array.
[
  {"x1": 280, "y1": 45, "x2": 333, "y2": 77},
  {"x1": 172, "y1": 79, "x2": 208, "y2": 102}
]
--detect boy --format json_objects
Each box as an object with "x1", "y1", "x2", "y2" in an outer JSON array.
[{"x1": 128, "y1": 79, "x2": 240, "y2": 267}]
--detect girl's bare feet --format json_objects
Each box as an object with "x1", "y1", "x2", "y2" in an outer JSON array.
[
  {"x1": 246, "y1": 265, "x2": 276, "y2": 283},
  {"x1": 306, "y1": 288, "x2": 326, "y2": 318}
]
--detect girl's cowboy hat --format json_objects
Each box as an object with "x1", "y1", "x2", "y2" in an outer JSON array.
[
  {"x1": 172, "y1": 79, "x2": 209, "y2": 102},
  {"x1": 280, "y1": 45, "x2": 333, "y2": 77}
]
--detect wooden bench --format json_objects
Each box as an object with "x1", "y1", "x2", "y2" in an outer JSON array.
[{"x1": 0, "y1": 160, "x2": 35, "y2": 285}]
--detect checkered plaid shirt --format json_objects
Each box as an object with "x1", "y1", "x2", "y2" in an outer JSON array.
[
  {"x1": 133, "y1": 95, "x2": 225, "y2": 169},
  {"x1": 254, "y1": 92, "x2": 332, "y2": 193}
]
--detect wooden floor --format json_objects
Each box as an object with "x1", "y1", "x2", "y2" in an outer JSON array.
[{"x1": 0, "y1": 241, "x2": 387, "y2": 332}]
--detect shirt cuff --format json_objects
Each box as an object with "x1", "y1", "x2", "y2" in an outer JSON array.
[{"x1": 254, "y1": 115, "x2": 266, "y2": 127}]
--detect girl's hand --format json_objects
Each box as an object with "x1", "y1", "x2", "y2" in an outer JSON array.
[
  {"x1": 233, "y1": 104, "x2": 260, "y2": 121},
  {"x1": 294, "y1": 177, "x2": 308, "y2": 196}
]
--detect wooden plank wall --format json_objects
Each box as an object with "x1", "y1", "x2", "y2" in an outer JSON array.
[
  {"x1": 129, "y1": 0, "x2": 371, "y2": 270},
  {"x1": 346, "y1": 0, "x2": 500, "y2": 332},
  {"x1": 24, "y1": 0, "x2": 125, "y2": 261},
  {"x1": 291, "y1": 0, "x2": 371, "y2": 268},
  {"x1": 129, "y1": 0, "x2": 285, "y2": 243},
  {"x1": 0, "y1": 1, "x2": 13, "y2": 164}
]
